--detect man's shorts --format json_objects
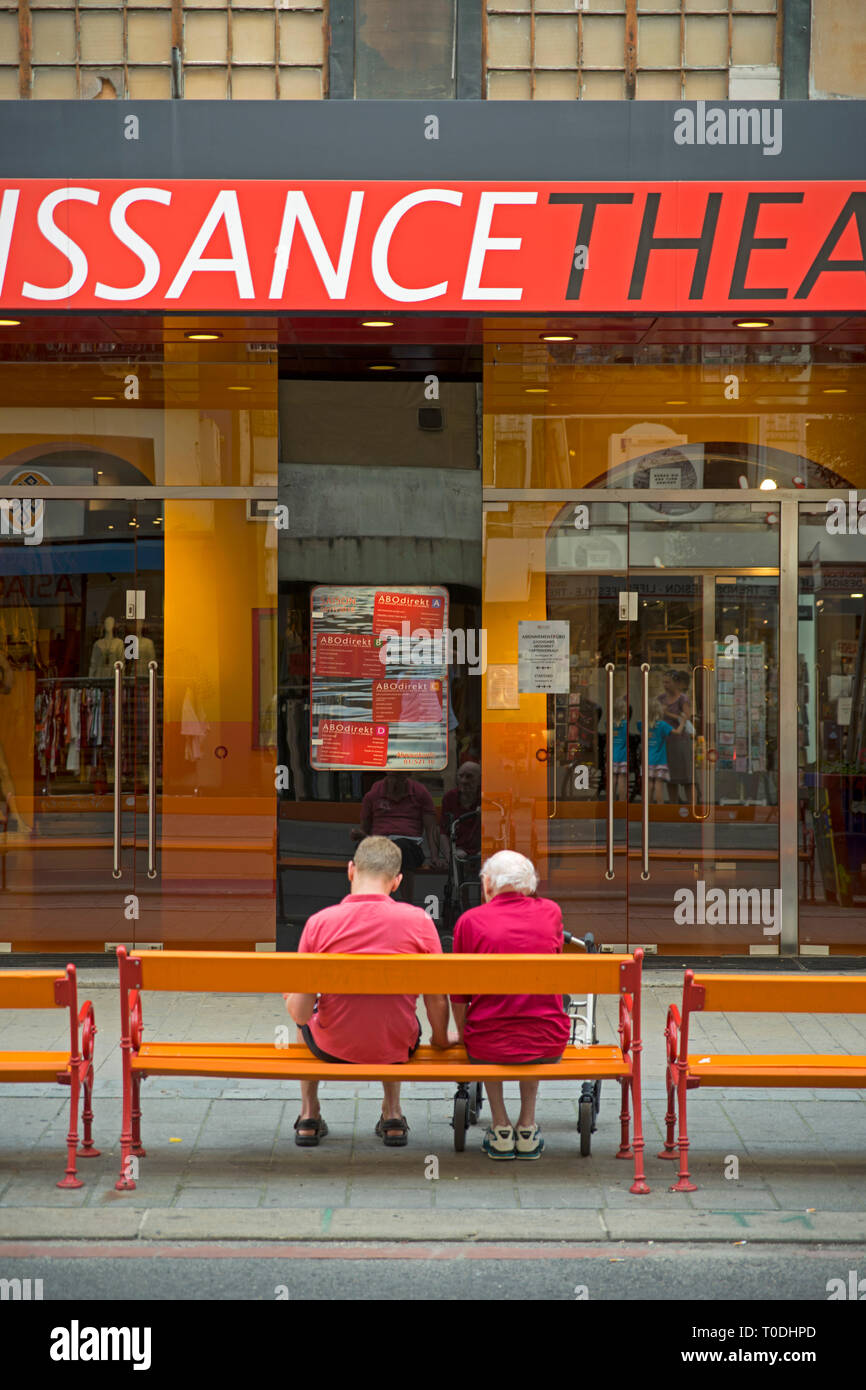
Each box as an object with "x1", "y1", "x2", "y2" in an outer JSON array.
[
  {"x1": 300, "y1": 1020, "x2": 423, "y2": 1066},
  {"x1": 388, "y1": 837, "x2": 424, "y2": 871}
]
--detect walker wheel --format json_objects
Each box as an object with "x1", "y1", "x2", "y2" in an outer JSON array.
[
  {"x1": 578, "y1": 1097, "x2": 593, "y2": 1157},
  {"x1": 452, "y1": 1095, "x2": 469, "y2": 1152}
]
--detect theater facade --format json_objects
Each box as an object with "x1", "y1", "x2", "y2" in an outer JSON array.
[{"x1": 0, "y1": 97, "x2": 864, "y2": 957}]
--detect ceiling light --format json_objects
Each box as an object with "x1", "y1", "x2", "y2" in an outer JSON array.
[
  {"x1": 369, "y1": 364, "x2": 396, "y2": 371},
  {"x1": 92, "y1": 395, "x2": 113, "y2": 401},
  {"x1": 0, "y1": 318, "x2": 21, "y2": 327},
  {"x1": 525, "y1": 387, "x2": 548, "y2": 394},
  {"x1": 760, "y1": 479, "x2": 777, "y2": 490},
  {"x1": 185, "y1": 331, "x2": 222, "y2": 341},
  {"x1": 227, "y1": 385, "x2": 251, "y2": 391},
  {"x1": 851, "y1": 593, "x2": 864, "y2": 599},
  {"x1": 665, "y1": 400, "x2": 688, "y2": 406},
  {"x1": 822, "y1": 388, "x2": 847, "y2": 395},
  {"x1": 541, "y1": 334, "x2": 574, "y2": 342},
  {"x1": 362, "y1": 320, "x2": 394, "y2": 328},
  {"x1": 733, "y1": 319, "x2": 773, "y2": 329}
]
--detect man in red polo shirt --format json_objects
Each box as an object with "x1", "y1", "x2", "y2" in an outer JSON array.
[
  {"x1": 285, "y1": 835, "x2": 453, "y2": 1147},
  {"x1": 353, "y1": 770, "x2": 446, "y2": 902}
]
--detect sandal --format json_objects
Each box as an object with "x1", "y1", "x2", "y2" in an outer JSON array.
[
  {"x1": 375, "y1": 1114, "x2": 410, "y2": 1147},
  {"x1": 293, "y1": 1115, "x2": 328, "y2": 1147}
]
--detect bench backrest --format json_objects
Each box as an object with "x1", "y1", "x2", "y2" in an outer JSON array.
[
  {"x1": 0, "y1": 968, "x2": 74, "y2": 1010},
  {"x1": 688, "y1": 972, "x2": 866, "y2": 1016},
  {"x1": 117, "y1": 948, "x2": 641, "y2": 996}
]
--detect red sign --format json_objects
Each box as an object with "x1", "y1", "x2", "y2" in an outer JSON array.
[
  {"x1": 373, "y1": 591, "x2": 446, "y2": 635},
  {"x1": 314, "y1": 632, "x2": 385, "y2": 679},
  {"x1": 373, "y1": 679, "x2": 444, "y2": 724},
  {"x1": 316, "y1": 720, "x2": 388, "y2": 768},
  {"x1": 1, "y1": 180, "x2": 864, "y2": 312}
]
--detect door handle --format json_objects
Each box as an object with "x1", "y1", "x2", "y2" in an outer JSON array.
[
  {"x1": 147, "y1": 660, "x2": 158, "y2": 879},
  {"x1": 112, "y1": 660, "x2": 123, "y2": 879},
  {"x1": 605, "y1": 662, "x2": 615, "y2": 879},
  {"x1": 640, "y1": 662, "x2": 650, "y2": 880},
  {"x1": 691, "y1": 664, "x2": 711, "y2": 822}
]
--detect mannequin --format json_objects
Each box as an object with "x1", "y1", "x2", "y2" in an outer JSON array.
[{"x1": 89, "y1": 616, "x2": 123, "y2": 677}]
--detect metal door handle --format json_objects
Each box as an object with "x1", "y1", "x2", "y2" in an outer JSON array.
[
  {"x1": 112, "y1": 661, "x2": 123, "y2": 879},
  {"x1": 640, "y1": 662, "x2": 650, "y2": 880},
  {"x1": 692, "y1": 664, "x2": 711, "y2": 822},
  {"x1": 147, "y1": 661, "x2": 158, "y2": 878},
  {"x1": 605, "y1": 662, "x2": 615, "y2": 879}
]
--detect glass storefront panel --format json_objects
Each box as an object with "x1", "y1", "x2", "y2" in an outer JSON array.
[
  {"x1": 0, "y1": 496, "x2": 276, "y2": 949},
  {"x1": 276, "y1": 374, "x2": 482, "y2": 950},
  {"x1": 484, "y1": 337, "x2": 866, "y2": 493},
  {"x1": 798, "y1": 504, "x2": 866, "y2": 952},
  {"x1": 0, "y1": 322, "x2": 277, "y2": 489},
  {"x1": 483, "y1": 497, "x2": 780, "y2": 951}
]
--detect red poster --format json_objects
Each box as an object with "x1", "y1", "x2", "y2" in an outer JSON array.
[
  {"x1": 314, "y1": 632, "x2": 386, "y2": 679},
  {"x1": 373, "y1": 679, "x2": 444, "y2": 724},
  {"x1": 4, "y1": 179, "x2": 862, "y2": 312},
  {"x1": 373, "y1": 592, "x2": 447, "y2": 635},
  {"x1": 316, "y1": 720, "x2": 388, "y2": 768}
]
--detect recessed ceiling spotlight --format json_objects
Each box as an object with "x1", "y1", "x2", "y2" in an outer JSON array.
[
  {"x1": 733, "y1": 319, "x2": 773, "y2": 329},
  {"x1": 227, "y1": 385, "x2": 251, "y2": 391},
  {"x1": 665, "y1": 400, "x2": 688, "y2": 406},
  {"x1": 525, "y1": 387, "x2": 548, "y2": 394},
  {"x1": 362, "y1": 320, "x2": 394, "y2": 328},
  {"x1": 185, "y1": 331, "x2": 222, "y2": 341},
  {"x1": 369, "y1": 364, "x2": 396, "y2": 371},
  {"x1": 0, "y1": 318, "x2": 21, "y2": 327},
  {"x1": 822, "y1": 387, "x2": 847, "y2": 394},
  {"x1": 541, "y1": 334, "x2": 574, "y2": 342},
  {"x1": 92, "y1": 395, "x2": 114, "y2": 401}
]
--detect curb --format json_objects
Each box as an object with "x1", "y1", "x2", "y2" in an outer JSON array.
[{"x1": 3, "y1": 1208, "x2": 866, "y2": 1244}]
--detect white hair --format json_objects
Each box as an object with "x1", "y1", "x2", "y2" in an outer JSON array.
[{"x1": 481, "y1": 850, "x2": 538, "y2": 897}]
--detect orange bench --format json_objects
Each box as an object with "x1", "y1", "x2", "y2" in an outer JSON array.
[
  {"x1": 114, "y1": 946, "x2": 649, "y2": 1194},
  {"x1": 660, "y1": 970, "x2": 866, "y2": 1191},
  {"x1": 0, "y1": 966, "x2": 99, "y2": 1188}
]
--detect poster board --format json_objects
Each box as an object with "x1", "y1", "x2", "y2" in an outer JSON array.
[{"x1": 310, "y1": 585, "x2": 449, "y2": 772}]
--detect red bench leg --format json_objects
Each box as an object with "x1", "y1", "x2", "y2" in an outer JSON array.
[
  {"x1": 658, "y1": 1004, "x2": 680, "y2": 1159},
  {"x1": 57, "y1": 1070, "x2": 83, "y2": 1190},
  {"x1": 77, "y1": 1065, "x2": 101, "y2": 1158},
  {"x1": 669, "y1": 1064, "x2": 698, "y2": 1193},
  {"x1": 131, "y1": 1074, "x2": 146, "y2": 1157},
  {"x1": 615, "y1": 1078, "x2": 633, "y2": 1159}
]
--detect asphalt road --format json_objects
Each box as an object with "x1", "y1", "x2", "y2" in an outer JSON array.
[{"x1": 2, "y1": 1241, "x2": 865, "y2": 1302}]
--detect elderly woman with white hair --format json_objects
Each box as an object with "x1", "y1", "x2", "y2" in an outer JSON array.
[{"x1": 450, "y1": 850, "x2": 570, "y2": 1160}]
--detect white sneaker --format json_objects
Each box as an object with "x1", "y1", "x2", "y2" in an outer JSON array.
[
  {"x1": 482, "y1": 1125, "x2": 516, "y2": 1160},
  {"x1": 515, "y1": 1125, "x2": 544, "y2": 1159}
]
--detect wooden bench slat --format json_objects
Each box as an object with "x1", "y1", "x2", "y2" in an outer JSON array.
[
  {"x1": 0, "y1": 1051, "x2": 71, "y2": 1081},
  {"x1": 132, "y1": 950, "x2": 635, "y2": 996},
  {"x1": 131, "y1": 1041, "x2": 628, "y2": 1083},
  {"x1": 694, "y1": 973, "x2": 866, "y2": 1015},
  {"x1": 0, "y1": 972, "x2": 65, "y2": 1010},
  {"x1": 686, "y1": 1053, "x2": 866, "y2": 1087}
]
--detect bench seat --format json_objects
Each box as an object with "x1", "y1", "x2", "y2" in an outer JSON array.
[
  {"x1": 0, "y1": 1051, "x2": 74, "y2": 1083},
  {"x1": 686, "y1": 1053, "x2": 866, "y2": 1087},
  {"x1": 134, "y1": 1041, "x2": 629, "y2": 1083}
]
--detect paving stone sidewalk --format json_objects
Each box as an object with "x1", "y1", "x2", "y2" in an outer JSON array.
[{"x1": 2, "y1": 972, "x2": 865, "y2": 1243}]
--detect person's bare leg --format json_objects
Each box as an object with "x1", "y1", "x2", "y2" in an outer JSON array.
[
  {"x1": 516, "y1": 1081, "x2": 540, "y2": 1128},
  {"x1": 381, "y1": 1080, "x2": 403, "y2": 1122},
  {"x1": 298, "y1": 1080, "x2": 321, "y2": 1124},
  {"x1": 483, "y1": 1080, "x2": 511, "y2": 1130}
]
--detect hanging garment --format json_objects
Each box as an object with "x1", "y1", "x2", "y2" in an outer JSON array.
[{"x1": 181, "y1": 687, "x2": 209, "y2": 762}]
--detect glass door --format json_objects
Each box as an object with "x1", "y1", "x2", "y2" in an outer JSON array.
[
  {"x1": 138, "y1": 499, "x2": 277, "y2": 949},
  {"x1": 0, "y1": 496, "x2": 162, "y2": 950},
  {"x1": 542, "y1": 497, "x2": 781, "y2": 952}
]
